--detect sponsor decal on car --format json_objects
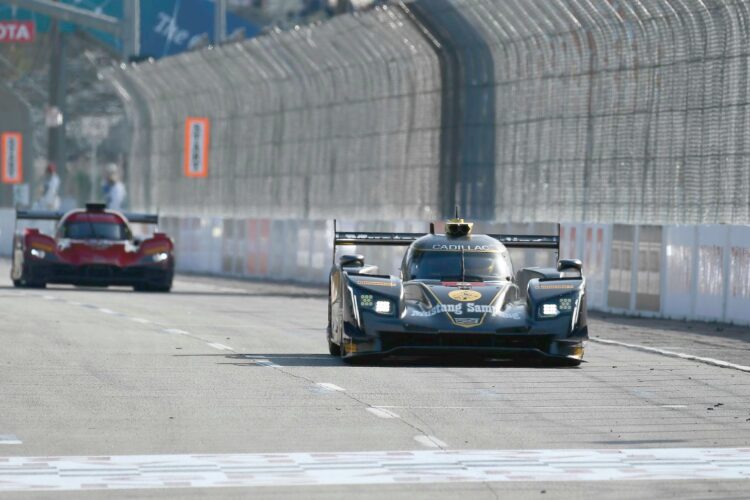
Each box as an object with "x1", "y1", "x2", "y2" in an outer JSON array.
[
  {"x1": 466, "y1": 303, "x2": 522, "y2": 319},
  {"x1": 442, "y1": 281, "x2": 488, "y2": 287},
  {"x1": 410, "y1": 303, "x2": 464, "y2": 317},
  {"x1": 448, "y1": 289, "x2": 482, "y2": 302},
  {"x1": 410, "y1": 302, "x2": 521, "y2": 320},
  {"x1": 431, "y1": 244, "x2": 497, "y2": 252}
]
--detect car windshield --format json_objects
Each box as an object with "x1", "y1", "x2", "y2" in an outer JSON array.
[
  {"x1": 62, "y1": 222, "x2": 129, "y2": 241},
  {"x1": 407, "y1": 250, "x2": 512, "y2": 282}
]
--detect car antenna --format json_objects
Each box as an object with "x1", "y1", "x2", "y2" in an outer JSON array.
[{"x1": 429, "y1": 222, "x2": 435, "y2": 234}]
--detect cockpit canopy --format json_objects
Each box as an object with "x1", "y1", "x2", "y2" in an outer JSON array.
[
  {"x1": 402, "y1": 234, "x2": 513, "y2": 282},
  {"x1": 57, "y1": 212, "x2": 132, "y2": 241}
]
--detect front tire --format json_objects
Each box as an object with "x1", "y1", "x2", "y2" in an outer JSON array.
[
  {"x1": 328, "y1": 339, "x2": 341, "y2": 356},
  {"x1": 134, "y1": 283, "x2": 171, "y2": 293},
  {"x1": 12, "y1": 260, "x2": 45, "y2": 288},
  {"x1": 13, "y1": 279, "x2": 45, "y2": 289},
  {"x1": 543, "y1": 357, "x2": 582, "y2": 367}
]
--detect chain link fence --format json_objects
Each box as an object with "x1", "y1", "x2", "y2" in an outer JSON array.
[
  {"x1": 108, "y1": 0, "x2": 750, "y2": 225},
  {"x1": 449, "y1": 0, "x2": 750, "y2": 225},
  {"x1": 108, "y1": 4, "x2": 441, "y2": 220}
]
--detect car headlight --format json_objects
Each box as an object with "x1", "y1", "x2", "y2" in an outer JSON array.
[
  {"x1": 538, "y1": 294, "x2": 577, "y2": 319},
  {"x1": 152, "y1": 252, "x2": 169, "y2": 263},
  {"x1": 357, "y1": 293, "x2": 393, "y2": 315},
  {"x1": 30, "y1": 248, "x2": 46, "y2": 259},
  {"x1": 374, "y1": 300, "x2": 392, "y2": 314},
  {"x1": 539, "y1": 303, "x2": 559, "y2": 318}
]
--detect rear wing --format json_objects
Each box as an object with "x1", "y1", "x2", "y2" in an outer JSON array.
[
  {"x1": 15, "y1": 209, "x2": 158, "y2": 225},
  {"x1": 489, "y1": 233, "x2": 559, "y2": 251},
  {"x1": 333, "y1": 220, "x2": 560, "y2": 262},
  {"x1": 334, "y1": 220, "x2": 424, "y2": 246},
  {"x1": 15, "y1": 210, "x2": 64, "y2": 221},
  {"x1": 334, "y1": 231, "x2": 424, "y2": 247},
  {"x1": 333, "y1": 220, "x2": 424, "y2": 265},
  {"x1": 123, "y1": 213, "x2": 159, "y2": 225}
]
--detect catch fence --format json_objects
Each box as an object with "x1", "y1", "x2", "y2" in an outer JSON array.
[{"x1": 108, "y1": 0, "x2": 750, "y2": 226}]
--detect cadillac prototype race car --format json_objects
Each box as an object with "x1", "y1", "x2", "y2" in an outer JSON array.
[
  {"x1": 11, "y1": 204, "x2": 174, "y2": 292},
  {"x1": 327, "y1": 217, "x2": 587, "y2": 365}
]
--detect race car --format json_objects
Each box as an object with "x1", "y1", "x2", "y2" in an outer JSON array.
[
  {"x1": 11, "y1": 203, "x2": 174, "y2": 292},
  {"x1": 327, "y1": 217, "x2": 587, "y2": 365}
]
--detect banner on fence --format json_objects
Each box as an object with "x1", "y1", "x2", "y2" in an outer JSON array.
[
  {"x1": 183, "y1": 118, "x2": 210, "y2": 178},
  {"x1": 1, "y1": 132, "x2": 22, "y2": 184}
]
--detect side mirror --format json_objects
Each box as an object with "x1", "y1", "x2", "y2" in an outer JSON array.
[
  {"x1": 340, "y1": 254, "x2": 365, "y2": 268},
  {"x1": 557, "y1": 259, "x2": 583, "y2": 272},
  {"x1": 133, "y1": 238, "x2": 142, "y2": 246}
]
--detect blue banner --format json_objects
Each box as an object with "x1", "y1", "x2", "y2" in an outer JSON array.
[{"x1": 0, "y1": 0, "x2": 260, "y2": 58}]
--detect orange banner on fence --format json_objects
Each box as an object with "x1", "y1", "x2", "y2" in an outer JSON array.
[
  {"x1": 183, "y1": 117, "x2": 210, "y2": 178},
  {"x1": 1, "y1": 132, "x2": 22, "y2": 184}
]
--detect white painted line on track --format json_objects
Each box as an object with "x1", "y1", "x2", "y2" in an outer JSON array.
[
  {"x1": 375, "y1": 405, "x2": 687, "y2": 410},
  {"x1": 413, "y1": 435, "x2": 448, "y2": 449},
  {"x1": 163, "y1": 328, "x2": 190, "y2": 335},
  {"x1": 215, "y1": 286, "x2": 246, "y2": 293},
  {"x1": 366, "y1": 407, "x2": 400, "y2": 419},
  {"x1": 0, "y1": 434, "x2": 21, "y2": 445},
  {"x1": 1, "y1": 448, "x2": 748, "y2": 492},
  {"x1": 130, "y1": 317, "x2": 151, "y2": 324},
  {"x1": 316, "y1": 382, "x2": 346, "y2": 392},
  {"x1": 591, "y1": 337, "x2": 750, "y2": 373},
  {"x1": 98, "y1": 308, "x2": 117, "y2": 315},
  {"x1": 206, "y1": 342, "x2": 234, "y2": 351}
]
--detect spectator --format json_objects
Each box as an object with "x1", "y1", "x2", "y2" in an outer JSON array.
[
  {"x1": 102, "y1": 163, "x2": 127, "y2": 210},
  {"x1": 36, "y1": 163, "x2": 61, "y2": 210}
]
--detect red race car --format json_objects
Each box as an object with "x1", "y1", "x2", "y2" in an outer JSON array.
[{"x1": 11, "y1": 204, "x2": 174, "y2": 292}]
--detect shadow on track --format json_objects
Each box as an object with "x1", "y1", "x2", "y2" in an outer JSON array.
[{"x1": 175, "y1": 352, "x2": 581, "y2": 369}]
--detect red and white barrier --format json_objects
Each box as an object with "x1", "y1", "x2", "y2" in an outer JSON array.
[{"x1": 2, "y1": 207, "x2": 749, "y2": 325}]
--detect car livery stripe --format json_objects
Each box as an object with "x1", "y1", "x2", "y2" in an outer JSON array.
[{"x1": 352, "y1": 280, "x2": 397, "y2": 287}]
